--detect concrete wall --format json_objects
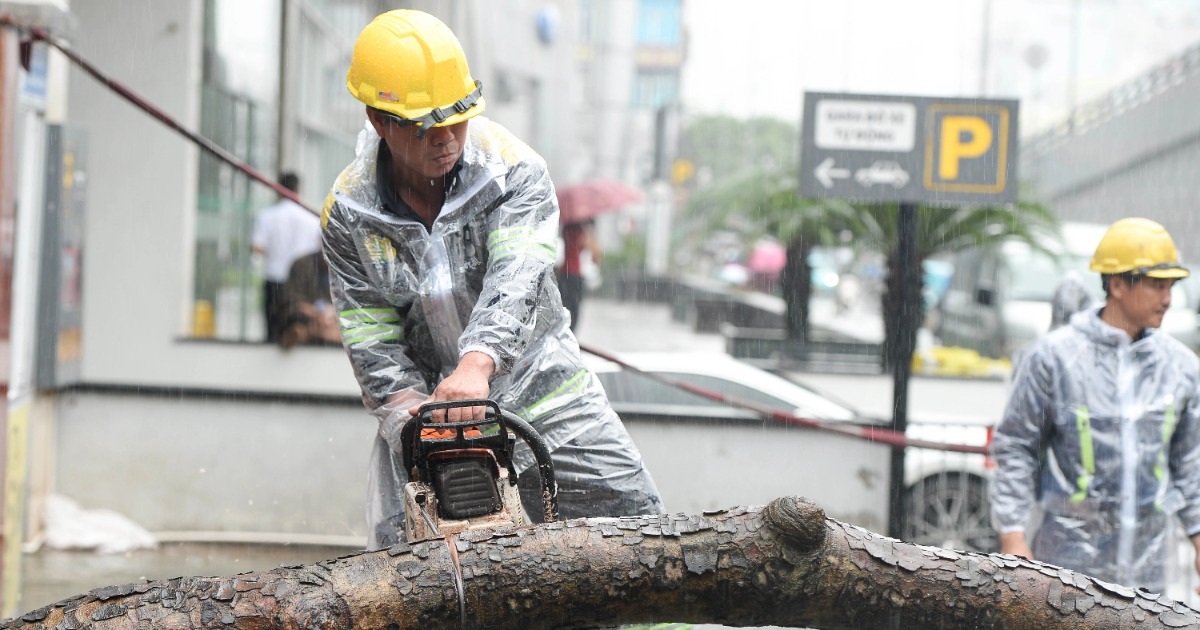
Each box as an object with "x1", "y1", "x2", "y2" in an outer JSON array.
[
  {"x1": 67, "y1": 1, "x2": 359, "y2": 396},
  {"x1": 49, "y1": 1, "x2": 365, "y2": 542},
  {"x1": 54, "y1": 391, "x2": 374, "y2": 541},
  {"x1": 1022, "y1": 59, "x2": 1200, "y2": 265}
]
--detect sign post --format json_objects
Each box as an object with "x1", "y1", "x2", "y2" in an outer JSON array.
[{"x1": 798, "y1": 92, "x2": 1019, "y2": 539}]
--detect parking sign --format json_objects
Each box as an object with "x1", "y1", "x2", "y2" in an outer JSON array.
[{"x1": 799, "y1": 92, "x2": 1019, "y2": 205}]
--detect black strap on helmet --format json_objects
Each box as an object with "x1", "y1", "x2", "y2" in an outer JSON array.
[
  {"x1": 379, "y1": 81, "x2": 483, "y2": 138},
  {"x1": 1132, "y1": 262, "x2": 1187, "y2": 276}
]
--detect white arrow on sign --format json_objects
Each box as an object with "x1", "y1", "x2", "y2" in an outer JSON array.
[{"x1": 814, "y1": 157, "x2": 850, "y2": 189}]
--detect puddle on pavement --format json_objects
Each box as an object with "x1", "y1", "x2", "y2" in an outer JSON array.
[{"x1": 16, "y1": 542, "x2": 360, "y2": 614}]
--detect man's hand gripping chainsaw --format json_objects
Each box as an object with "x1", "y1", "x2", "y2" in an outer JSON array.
[{"x1": 399, "y1": 399, "x2": 558, "y2": 542}]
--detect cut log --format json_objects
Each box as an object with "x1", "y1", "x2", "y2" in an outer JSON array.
[{"x1": 3, "y1": 496, "x2": 1198, "y2": 629}]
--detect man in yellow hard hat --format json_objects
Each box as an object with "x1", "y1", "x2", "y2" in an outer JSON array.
[
  {"x1": 991, "y1": 217, "x2": 1200, "y2": 593},
  {"x1": 322, "y1": 9, "x2": 663, "y2": 548}
]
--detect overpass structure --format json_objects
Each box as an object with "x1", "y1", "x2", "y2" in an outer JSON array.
[{"x1": 1021, "y1": 42, "x2": 1200, "y2": 265}]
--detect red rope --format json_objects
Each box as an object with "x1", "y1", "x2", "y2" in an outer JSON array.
[{"x1": 580, "y1": 343, "x2": 990, "y2": 455}]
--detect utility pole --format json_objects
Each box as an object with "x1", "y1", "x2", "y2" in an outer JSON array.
[{"x1": 978, "y1": 0, "x2": 992, "y2": 95}]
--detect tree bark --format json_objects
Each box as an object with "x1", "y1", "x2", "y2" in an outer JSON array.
[
  {"x1": 5, "y1": 496, "x2": 1199, "y2": 629},
  {"x1": 882, "y1": 250, "x2": 924, "y2": 370}
]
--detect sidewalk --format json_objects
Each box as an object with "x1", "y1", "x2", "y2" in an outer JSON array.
[
  {"x1": 574, "y1": 293, "x2": 880, "y2": 353},
  {"x1": 574, "y1": 297, "x2": 726, "y2": 353},
  {"x1": 18, "y1": 542, "x2": 354, "y2": 614}
]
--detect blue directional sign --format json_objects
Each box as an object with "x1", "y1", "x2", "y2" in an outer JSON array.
[{"x1": 799, "y1": 92, "x2": 1019, "y2": 205}]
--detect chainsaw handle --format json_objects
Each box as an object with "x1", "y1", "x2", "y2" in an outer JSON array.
[
  {"x1": 499, "y1": 410, "x2": 559, "y2": 524},
  {"x1": 414, "y1": 398, "x2": 502, "y2": 425},
  {"x1": 398, "y1": 401, "x2": 559, "y2": 523},
  {"x1": 401, "y1": 399, "x2": 506, "y2": 474}
]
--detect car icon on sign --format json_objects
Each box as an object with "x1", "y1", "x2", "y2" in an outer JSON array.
[{"x1": 855, "y1": 161, "x2": 910, "y2": 188}]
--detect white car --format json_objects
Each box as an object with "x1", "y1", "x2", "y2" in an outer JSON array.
[
  {"x1": 855, "y1": 160, "x2": 910, "y2": 188},
  {"x1": 584, "y1": 351, "x2": 996, "y2": 552}
]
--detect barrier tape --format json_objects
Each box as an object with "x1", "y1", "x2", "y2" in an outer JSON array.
[{"x1": 581, "y1": 344, "x2": 990, "y2": 455}]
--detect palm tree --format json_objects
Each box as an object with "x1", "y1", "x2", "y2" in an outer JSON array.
[
  {"x1": 680, "y1": 170, "x2": 848, "y2": 341},
  {"x1": 674, "y1": 115, "x2": 1060, "y2": 365},
  {"x1": 834, "y1": 200, "x2": 1060, "y2": 368},
  {"x1": 683, "y1": 171, "x2": 1061, "y2": 370}
]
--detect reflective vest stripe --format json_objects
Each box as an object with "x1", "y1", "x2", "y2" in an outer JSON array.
[
  {"x1": 340, "y1": 308, "x2": 402, "y2": 344},
  {"x1": 340, "y1": 307, "x2": 400, "y2": 321},
  {"x1": 1155, "y1": 402, "x2": 1178, "y2": 482},
  {"x1": 342, "y1": 323, "x2": 403, "y2": 345},
  {"x1": 487, "y1": 226, "x2": 556, "y2": 262},
  {"x1": 524, "y1": 369, "x2": 590, "y2": 421},
  {"x1": 1071, "y1": 406, "x2": 1094, "y2": 504}
]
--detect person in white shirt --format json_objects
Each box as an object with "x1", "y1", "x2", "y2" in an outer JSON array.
[{"x1": 251, "y1": 172, "x2": 322, "y2": 342}]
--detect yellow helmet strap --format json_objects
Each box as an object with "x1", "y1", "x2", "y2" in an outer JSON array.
[{"x1": 380, "y1": 81, "x2": 483, "y2": 138}]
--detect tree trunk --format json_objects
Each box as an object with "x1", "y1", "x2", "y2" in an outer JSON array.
[
  {"x1": 882, "y1": 250, "x2": 924, "y2": 370},
  {"x1": 5, "y1": 496, "x2": 1197, "y2": 629},
  {"x1": 782, "y1": 237, "x2": 813, "y2": 342}
]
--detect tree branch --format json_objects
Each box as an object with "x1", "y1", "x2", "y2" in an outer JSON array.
[{"x1": 5, "y1": 496, "x2": 1198, "y2": 629}]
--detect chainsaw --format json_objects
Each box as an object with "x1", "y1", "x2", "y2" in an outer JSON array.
[{"x1": 400, "y1": 399, "x2": 558, "y2": 542}]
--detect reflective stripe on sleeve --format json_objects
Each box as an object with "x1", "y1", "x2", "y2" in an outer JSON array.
[
  {"x1": 487, "y1": 226, "x2": 556, "y2": 263},
  {"x1": 1071, "y1": 406, "x2": 1095, "y2": 504},
  {"x1": 524, "y1": 369, "x2": 590, "y2": 421},
  {"x1": 340, "y1": 308, "x2": 403, "y2": 345}
]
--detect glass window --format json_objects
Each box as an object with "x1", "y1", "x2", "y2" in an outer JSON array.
[
  {"x1": 195, "y1": 0, "x2": 281, "y2": 341},
  {"x1": 636, "y1": 0, "x2": 681, "y2": 47},
  {"x1": 633, "y1": 71, "x2": 679, "y2": 109},
  {"x1": 194, "y1": 0, "x2": 368, "y2": 342}
]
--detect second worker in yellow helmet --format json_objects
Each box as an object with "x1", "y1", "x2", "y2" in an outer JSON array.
[{"x1": 991, "y1": 217, "x2": 1200, "y2": 593}]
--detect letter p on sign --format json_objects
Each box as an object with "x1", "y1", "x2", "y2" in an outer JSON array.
[
  {"x1": 939, "y1": 117, "x2": 992, "y2": 180},
  {"x1": 924, "y1": 105, "x2": 1010, "y2": 193}
]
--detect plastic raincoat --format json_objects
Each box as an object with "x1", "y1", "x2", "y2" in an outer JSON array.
[
  {"x1": 990, "y1": 307, "x2": 1200, "y2": 591},
  {"x1": 322, "y1": 117, "x2": 663, "y2": 549}
]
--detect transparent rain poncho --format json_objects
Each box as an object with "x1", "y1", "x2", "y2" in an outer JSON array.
[
  {"x1": 417, "y1": 234, "x2": 465, "y2": 378},
  {"x1": 322, "y1": 117, "x2": 663, "y2": 548},
  {"x1": 990, "y1": 307, "x2": 1200, "y2": 591}
]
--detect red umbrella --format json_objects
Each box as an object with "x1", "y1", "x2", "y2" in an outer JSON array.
[
  {"x1": 748, "y1": 241, "x2": 787, "y2": 275},
  {"x1": 556, "y1": 179, "x2": 643, "y2": 225}
]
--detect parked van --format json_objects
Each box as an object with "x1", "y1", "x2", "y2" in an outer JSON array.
[{"x1": 933, "y1": 221, "x2": 1200, "y2": 359}]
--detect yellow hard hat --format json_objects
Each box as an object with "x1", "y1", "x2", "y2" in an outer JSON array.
[
  {"x1": 1089, "y1": 217, "x2": 1189, "y2": 278},
  {"x1": 346, "y1": 10, "x2": 485, "y2": 137}
]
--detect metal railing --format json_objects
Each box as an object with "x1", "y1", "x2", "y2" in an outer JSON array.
[{"x1": 1025, "y1": 41, "x2": 1200, "y2": 156}]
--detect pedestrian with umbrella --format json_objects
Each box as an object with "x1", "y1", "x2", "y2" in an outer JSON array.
[{"x1": 555, "y1": 179, "x2": 642, "y2": 331}]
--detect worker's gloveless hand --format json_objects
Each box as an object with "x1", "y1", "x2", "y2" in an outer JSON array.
[
  {"x1": 410, "y1": 351, "x2": 496, "y2": 423},
  {"x1": 998, "y1": 531, "x2": 1033, "y2": 561},
  {"x1": 1191, "y1": 534, "x2": 1200, "y2": 596}
]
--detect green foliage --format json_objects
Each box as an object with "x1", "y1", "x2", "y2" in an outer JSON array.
[
  {"x1": 677, "y1": 112, "x2": 1062, "y2": 263},
  {"x1": 678, "y1": 114, "x2": 798, "y2": 182},
  {"x1": 828, "y1": 200, "x2": 1062, "y2": 261},
  {"x1": 675, "y1": 111, "x2": 1063, "y2": 353},
  {"x1": 600, "y1": 232, "x2": 648, "y2": 274}
]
